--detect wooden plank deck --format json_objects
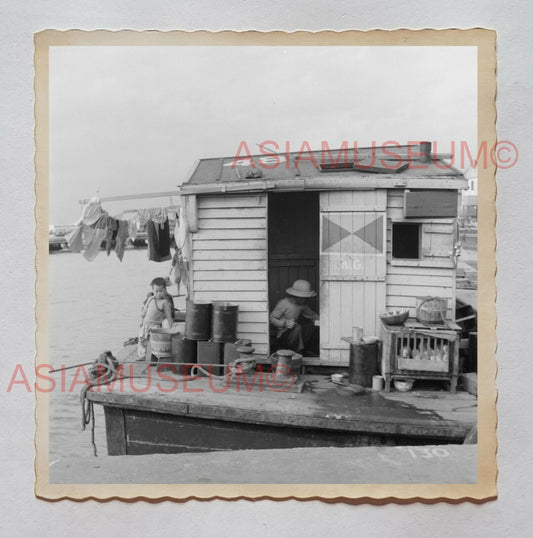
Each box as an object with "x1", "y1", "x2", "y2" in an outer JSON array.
[{"x1": 86, "y1": 356, "x2": 476, "y2": 455}]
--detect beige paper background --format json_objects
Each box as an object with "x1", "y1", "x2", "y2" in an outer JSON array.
[{"x1": 34, "y1": 29, "x2": 496, "y2": 502}]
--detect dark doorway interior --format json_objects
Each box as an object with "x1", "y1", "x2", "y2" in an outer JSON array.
[{"x1": 268, "y1": 192, "x2": 320, "y2": 352}]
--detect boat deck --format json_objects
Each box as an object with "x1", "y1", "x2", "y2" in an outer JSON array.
[{"x1": 87, "y1": 347, "x2": 477, "y2": 456}]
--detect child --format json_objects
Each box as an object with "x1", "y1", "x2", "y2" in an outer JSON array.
[
  {"x1": 269, "y1": 279, "x2": 319, "y2": 354},
  {"x1": 137, "y1": 277, "x2": 174, "y2": 360},
  {"x1": 170, "y1": 247, "x2": 189, "y2": 297}
]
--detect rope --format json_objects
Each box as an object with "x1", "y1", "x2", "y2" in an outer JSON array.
[
  {"x1": 80, "y1": 351, "x2": 119, "y2": 457},
  {"x1": 80, "y1": 385, "x2": 97, "y2": 456},
  {"x1": 191, "y1": 357, "x2": 256, "y2": 383}
]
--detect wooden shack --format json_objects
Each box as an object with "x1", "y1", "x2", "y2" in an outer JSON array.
[{"x1": 179, "y1": 142, "x2": 467, "y2": 364}]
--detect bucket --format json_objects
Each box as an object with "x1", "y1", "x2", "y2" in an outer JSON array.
[
  {"x1": 372, "y1": 375, "x2": 384, "y2": 391},
  {"x1": 150, "y1": 327, "x2": 179, "y2": 358},
  {"x1": 348, "y1": 341, "x2": 379, "y2": 387},
  {"x1": 211, "y1": 302, "x2": 239, "y2": 343},
  {"x1": 352, "y1": 326, "x2": 363, "y2": 342},
  {"x1": 416, "y1": 296, "x2": 448, "y2": 324},
  {"x1": 185, "y1": 300, "x2": 212, "y2": 340}
]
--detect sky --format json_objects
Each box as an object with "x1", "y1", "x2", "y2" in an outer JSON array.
[{"x1": 49, "y1": 46, "x2": 477, "y2": 224}]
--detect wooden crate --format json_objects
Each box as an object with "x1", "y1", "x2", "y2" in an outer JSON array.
[
  {"x1": 397, "y1": 357, "x2": 448, "y2": 373},
  {"x1": 380, "y1": 320, "x2": 460, "y2": 392}
]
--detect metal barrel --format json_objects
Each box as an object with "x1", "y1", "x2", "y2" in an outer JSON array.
[
  {"x1": 185, "y1": 300, "x2": 212, "y2": 341},
  {"x1": 171, "y1": 333, "x2": 197, "y2": 364},
  {"x1": 211, "y1": 302, "x2": 239, "y2": 343},
  {"x1": 348, "y1": 341, "x2": 379, "y2": 387},
  {"x1": 197, "y1": 341, "x2": 223, "y2": 366}
]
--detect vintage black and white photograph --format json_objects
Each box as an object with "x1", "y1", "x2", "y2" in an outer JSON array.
[{"x1": 35, "y1": 30, "x2": 494, "y2": 498}]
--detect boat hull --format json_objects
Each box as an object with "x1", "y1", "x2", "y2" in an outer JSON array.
[{"x1": 87, "y1": 371, "x2": 475, "y2": 456}]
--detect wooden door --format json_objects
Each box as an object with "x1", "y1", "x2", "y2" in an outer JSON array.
[{"x1": 319, "y1": 190, "x2": 387, "y2": 364}]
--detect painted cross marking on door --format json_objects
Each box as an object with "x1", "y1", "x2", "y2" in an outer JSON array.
[{"x1": 322, "y1": 214, "x2": 384, "y2": 254}]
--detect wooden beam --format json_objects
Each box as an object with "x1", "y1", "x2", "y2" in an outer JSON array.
[
  {"x1": 180, "y1": 176, "x2": 467, "y2": 196},
  {"x1": 186, "y1": 194, "x2": 198, "y2": 233},
  {"x1": 79, "y1": 190, "x2": 181, "y2": 205}
]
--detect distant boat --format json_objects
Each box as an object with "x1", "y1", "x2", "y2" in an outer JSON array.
[{"x1": 48, "y1": 234, "x2": 68, "y2": 252}]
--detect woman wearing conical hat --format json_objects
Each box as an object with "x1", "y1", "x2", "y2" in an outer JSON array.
[{"x1": 270, "y1": 280, "x2": 319, "y2": 354}]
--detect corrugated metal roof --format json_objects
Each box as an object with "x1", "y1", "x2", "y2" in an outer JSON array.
[{"x1": 184, "y1": 145, "x2": 463, "y2": 186}]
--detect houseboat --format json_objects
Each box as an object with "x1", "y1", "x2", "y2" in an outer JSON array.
[{"x1": 85, "y1": 141, "x2": 477, "y2": 455}]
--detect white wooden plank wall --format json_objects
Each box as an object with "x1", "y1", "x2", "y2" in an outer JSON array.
[
  {"x1": 191, "y1": 194, "x2": 269, "y2": 355},
  {"x1": 386, "y1": 191, "x2": 456, "y2": 318}
]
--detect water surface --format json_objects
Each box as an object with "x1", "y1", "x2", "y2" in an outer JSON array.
[{"x1": 49, "y1": 247, "x2": 179, "y2": 460}]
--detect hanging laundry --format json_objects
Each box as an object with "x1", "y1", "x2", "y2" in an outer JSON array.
[
  {"x1": 114, "y1": 220, "x2": 129, "y2": 262},
  {"x1": 66, "y1": 224, "x2": 96, "y2": 253},
  {"x1": 79, "y1": 197, "x2": 104, "y2": 226},
  {"x1": 173, "y1": 207, "x2": 190, "y2": 261},
  {"x1": 105, "y1": 216, "x2": 119, "y2": 255},
  {"x1": 136, "y1": 208, "x2": 152, "y2": 228},
  {"x1": 83, "y1": 214, "x2": 108, "y2": 262},
  {"x1": 147, "y1": 218, "x2": 171, "y2": 262},
  {"x1": 146, "y1": 207, "x2": 168, "y2": 224},
  {"x1": 127, "y1": 212, "x2": 140, "y2": 241},
  {"x1": 152, "y1": 207, "x2": 168, "y2": 225},
  {"x1": 136, "y1": 207, "x2": 167, "y2": 226}
]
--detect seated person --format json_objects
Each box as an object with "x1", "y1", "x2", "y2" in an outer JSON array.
[{"x1": 270, "y1": 280, "x2": 319, "y2": 354}]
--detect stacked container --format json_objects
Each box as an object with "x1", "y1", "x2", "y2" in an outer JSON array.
[{"x1": 184, "y1": 300, "x2": 240, "y2": 368}]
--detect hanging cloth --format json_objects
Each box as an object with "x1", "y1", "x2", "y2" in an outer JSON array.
[
  {"x1": 146, "y1": 207, "x2": 168, "y2": 225},
  {"x1": 66, "y1": 225, "x2": 95, "y2": 253},
  {"x1": 105, "y1": 216, "x2": 119, "y2": 255},
  {"x1": 114, "y1": 220, "x2": 129, "y2": 262},
  {"x1": 79, "y1": 197, "x2": 104, "y2": 226},
  {"x1": 147, "y1": 218, "x2": 171, "y2": 262},
  {"x1": 83, "y1": 214, "x2": 108, "y2": 262},
  {"x1": 127, "y1": 214, "x2": 139, "y2": 241},
  {"x1": 137, "y1": 208, "x2": 151, "y2": 228},
  {"x1": 174, "y1": 207, "x2": 190, "y2": 261}
]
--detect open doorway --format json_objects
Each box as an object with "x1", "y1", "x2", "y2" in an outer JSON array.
[{"x1": 268, "y1": 192, "x2": 320, "y2": 356}]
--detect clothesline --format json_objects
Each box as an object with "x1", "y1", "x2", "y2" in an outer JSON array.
[{"x1": 66, "y1": 197, "x2": 189, "y2": 263}]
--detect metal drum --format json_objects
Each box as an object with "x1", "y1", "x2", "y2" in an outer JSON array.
[
  {"x1": 185, "y1": 300, "x2": 212, "y2": 341},
  {"x1": 348, "y1": 341, "x2": 379, "y2": 387},
  {"x1": 211, "y1": 302, "x2": 239, "y2": 343},
  {"x1": 171, "y1": 333, "x2": 197, "y2": 363}
]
